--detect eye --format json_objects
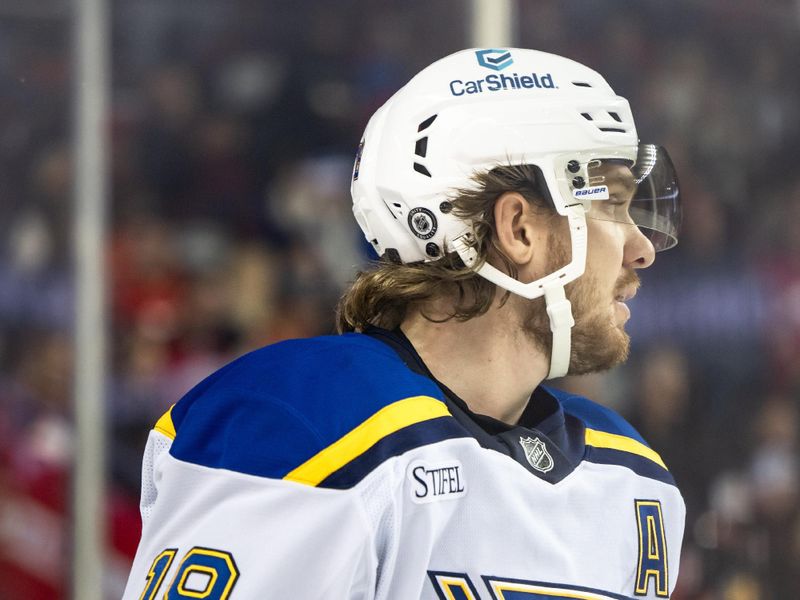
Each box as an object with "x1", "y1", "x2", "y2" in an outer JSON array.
[
  {"x1": 607, "y1": 194, "x2": 628, "y2": 206},
  {"x1": 596, "y1": 196, "x2": 634, "y2": 223}
]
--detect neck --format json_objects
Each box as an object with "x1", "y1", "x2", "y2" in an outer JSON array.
[{"x1": 400, "y1": 295, "x2": 549, "y2": 425}]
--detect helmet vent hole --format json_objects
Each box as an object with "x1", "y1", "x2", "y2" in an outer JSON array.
[
  {"x1": 414, "y1": 137, "x2": 428, "y2": 158},
  {"x1": 599, "y1": 127, "x2": 626, "y2": 133},
  {"x1": 581, "y1": 112, "x2": 593, "y2": 121},
  {"x1": 572, "y1": 81, "x2": 592, "y2": 88},
  {"x1": 608, "y1": 111, "x2": 622, "y2": 122},
  {"x1": 417, "y1": 115, "x2": 438, "y2": 132},
  {"x1": 413, "y1": 162, "x2": 432, "y2": 177}
]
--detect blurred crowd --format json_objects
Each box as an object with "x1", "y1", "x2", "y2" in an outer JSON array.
[{"x1": 1, "y1": 0, "x2": 799, "y2": 597}]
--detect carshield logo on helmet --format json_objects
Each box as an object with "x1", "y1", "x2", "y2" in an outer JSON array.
[
  {"x1": 476, "y1": 49, "x2": 513, "y2": 71},
  {"x1": 450, "y1": 50, "x2": 555, "y2": 97}
]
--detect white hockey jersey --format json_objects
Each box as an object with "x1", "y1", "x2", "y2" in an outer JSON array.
[{"x1": 122, "y1": 328, "x2": 685, "y2": 600}]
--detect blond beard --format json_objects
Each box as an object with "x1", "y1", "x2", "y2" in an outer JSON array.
[{"x1": 521, "y1": 229, "x2": 635, "y2": 376}]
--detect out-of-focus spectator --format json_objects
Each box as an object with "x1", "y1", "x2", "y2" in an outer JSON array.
[
  {"x1": 0, "y1": 331, "x2": 140, "y2": 598},
  {"x1": 266, "y1": 155, "x2": 365, "y2": 292},
  {"x1": 749, "y1": 395, "x2": 800, "y2": 596},
  {"x1": 111, "y1": 215, "x2": 188, "y2": 335},
  {"x1": 758, "y1": 185, "x2": 800, "y2": 390},
  {"x1": 628, "y1": 348, "x2": 704, "y2": 503}
]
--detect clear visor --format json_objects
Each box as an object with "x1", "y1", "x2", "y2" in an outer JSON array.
[{"x1": 555, "y1": 144, "x2": 681, "y2": 251}]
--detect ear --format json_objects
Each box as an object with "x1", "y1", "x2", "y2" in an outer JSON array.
[{"x1": 492, "y1": 192, "x2": 545, "y2": 268}]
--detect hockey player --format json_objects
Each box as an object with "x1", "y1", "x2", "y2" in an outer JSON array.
[{"x1": 123, "y1": 48, "x2": 685, "y2": 599}]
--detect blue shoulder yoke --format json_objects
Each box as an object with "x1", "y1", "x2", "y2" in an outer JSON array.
[{"x1": 165, "y1": 334, "x2": 465, "y2": 485}]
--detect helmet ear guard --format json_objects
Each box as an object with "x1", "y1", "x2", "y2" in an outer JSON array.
[{"x1": 351, "y1": 48, "x2": 680, "y2": 378}]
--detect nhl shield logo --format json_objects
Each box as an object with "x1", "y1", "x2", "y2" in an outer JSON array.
[
  {"x1": 519, "y1": 436, "x2": 554, "y2": 473},
  {"x1": 407, "y1": 207, "x2": 438, "y2": 240}
]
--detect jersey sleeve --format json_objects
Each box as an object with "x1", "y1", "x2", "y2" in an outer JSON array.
[
  {"x1": 122, "y1": 335, "x2": 457, "y2": 600},
  {"x1": 122, "y1": 408, "x2": 379, "y2": 599}
]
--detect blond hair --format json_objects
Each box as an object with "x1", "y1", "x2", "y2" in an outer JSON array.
[{"x1": 336, "y1": 164, "x2": 552, "y2": 333}]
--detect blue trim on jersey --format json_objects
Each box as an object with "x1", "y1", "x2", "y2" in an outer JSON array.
[
  {"x1": 585, "y1": 447, "x2": 675, "y2": 486},
  {"x1": 548, "y1": 388, "x2": 676, "y2": 485},
  {"x1": 319, "y1": 416, "x2": 471, "y2": 489},
  {"x1": 555, "y1": 390, "x2": 648, "y2": 446},
  {"x1": 167, "y1": 334, "x2": 448, "y2": 481}
]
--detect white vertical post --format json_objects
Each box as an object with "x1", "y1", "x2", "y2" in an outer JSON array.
[
  {"x1": 470, "y1": 0, "x2": 516, "y2": 49},
  {"x1": 72, "y1": 0, "x2": 109, "y2": 597}
]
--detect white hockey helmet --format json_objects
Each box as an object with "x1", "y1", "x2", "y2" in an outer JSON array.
[{"x1": 351, "y1": 48, "x2": 680, "y2": 378}]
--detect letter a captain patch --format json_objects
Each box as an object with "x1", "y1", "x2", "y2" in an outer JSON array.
[{"x1": 634, "y1": 500, "x2": 668, "y2": 597}]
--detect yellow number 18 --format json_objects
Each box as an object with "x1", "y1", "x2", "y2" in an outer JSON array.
[{"x1": 139, "y1": 546, "x2": 239, "y2": 600}]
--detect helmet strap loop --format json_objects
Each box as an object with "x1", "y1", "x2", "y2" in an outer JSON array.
[{"x1": 544, "y1": 284, "x2": 574, "y2": 379}]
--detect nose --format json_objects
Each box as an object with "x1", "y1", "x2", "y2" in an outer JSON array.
[{"x1": 624, "y1": 226, "x2": 656, "y2": 269}]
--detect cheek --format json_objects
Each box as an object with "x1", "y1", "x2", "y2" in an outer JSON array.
[
  {"x1": 587, "y1": 218, "x2": 625, "y2": 254},
  {"x1": 585, "y1": 221, "x2": 625, "y2": 287}
]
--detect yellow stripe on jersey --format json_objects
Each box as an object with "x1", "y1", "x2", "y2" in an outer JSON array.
[
  {"x1": 284, "y1": 396, "x2": 451, "y2": 486},
  {"x1": 153, "y1": 405, "x2": 177, "y2": 440},
  {"x1": 584, "y1": 428, "x2": 667, "y2": 471}
]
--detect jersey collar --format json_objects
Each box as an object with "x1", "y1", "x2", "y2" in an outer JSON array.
[{"x1": 365, "y1": 326, "x2": 587, "y2": 483}]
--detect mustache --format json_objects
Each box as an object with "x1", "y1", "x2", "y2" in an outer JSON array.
[{"x1": 614, "y1": 268, "x2": 641, "y2": 296}]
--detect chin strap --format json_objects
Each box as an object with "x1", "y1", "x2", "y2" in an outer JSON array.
[
  {"x1": 543, "y1": 284, "x2": 574, "y2": 379},
  {"x1": 451, "y1": 213, "x2": 582, "y2": 380}
]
